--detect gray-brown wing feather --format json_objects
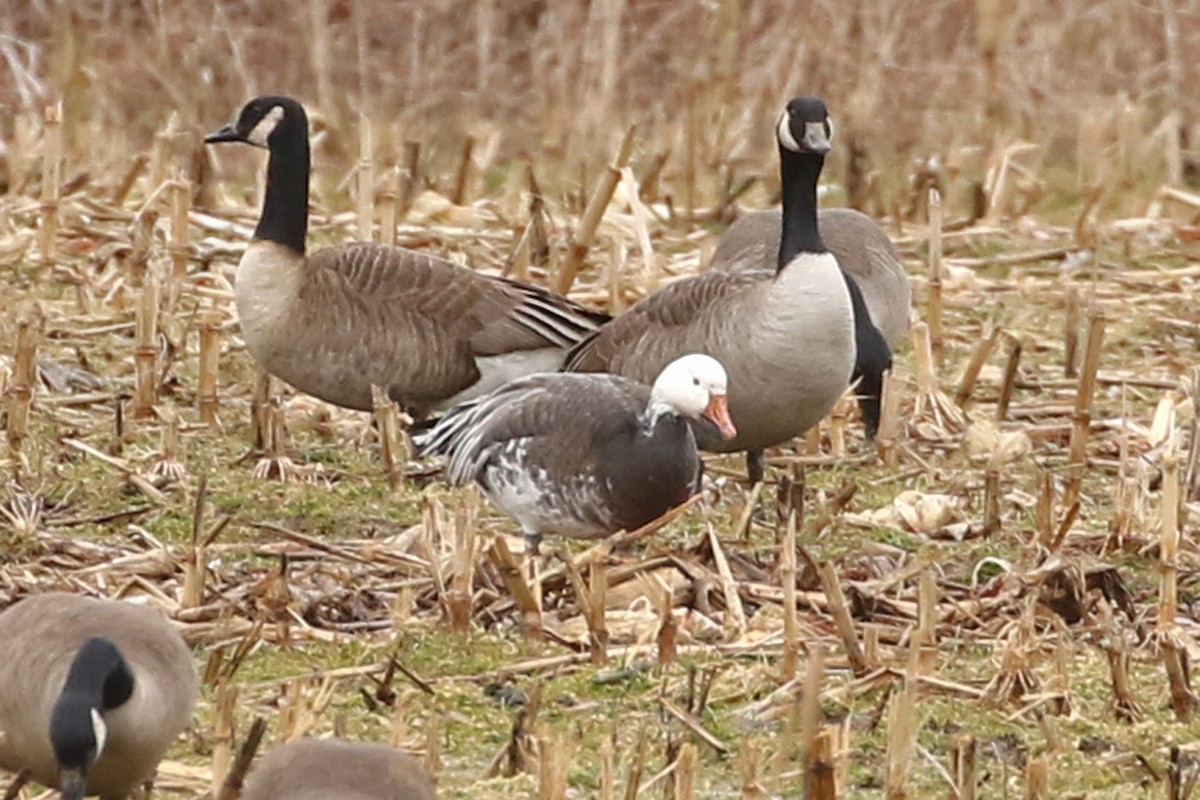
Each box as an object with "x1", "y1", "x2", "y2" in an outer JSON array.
[
  {"x1": 303, "y1": 243, "x2": 607, "y2": 409},
  {"x1": 563, "y1": 270, "x2": 767, "y2": 383}
]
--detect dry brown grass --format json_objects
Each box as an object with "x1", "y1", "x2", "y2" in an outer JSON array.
[
  {"x1": 4, "y1": 1, "x2": 1200, "y2": 208},
  {"x1": 1, "y1": 2, "x2": 1200, "y2": 799}
]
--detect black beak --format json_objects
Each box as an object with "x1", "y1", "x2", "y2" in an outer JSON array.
[
  {"x1": 204, "y1": 124, "x2": 244, "y2": 144},
  {"x1": 59, "y1": 767, "x2": 87, "y2": 800}
]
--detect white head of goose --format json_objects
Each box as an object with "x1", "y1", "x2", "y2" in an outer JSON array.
[
  {"x1": 241, "y1": 738, "x2": 436, "y2": 800},
  {"x1": 0, "y1": 593, "x2": 197, "y2": 800},
  {"x1": 709, "y1": 204, "x2": 910, "y2": 439},
  {"x1": 416, "y1": 353, "x2": 735, "y2": 553},
  {"x1": 564, "y1": 96, "x2": 856, "y2": 483},
  {"x1": 204, "y1": 96, "x2": 609, "y2": 417}
]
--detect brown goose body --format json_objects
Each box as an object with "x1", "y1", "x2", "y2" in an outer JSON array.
[
  {"x1": 236, "y1": 239, "x2": 607, "y2": 415},
  {"x1": 208, "y1": 96, "x2": 607, "y2": 417},
  {"x1": 241, "y1": 738, "x2": 435, "y2": 800},
  {"x1": 0, "y1": 593, "x2": 197, "y2": 800},
  {"x1": 709, "y1": 207, "x2": 911, "y2": 347},
  {"x1": 417, "y1": 354, "x2": 733, "y2": 550}
]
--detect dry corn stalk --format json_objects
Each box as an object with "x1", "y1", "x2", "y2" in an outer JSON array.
[
  {"x1": 779, "y1": 510, "x2": 799, "y2": 680},
  {"x1": 169, "y1": 170, "x2": 191, "y2": 289},
  {"x1": 537, "y1": 726, "x2": 576, "y2": 800},
  {"x1": 197, "y1": 310, "x2": 222, "y2": 426},
  {"x1": 983, "y1": 595, "x2": 1042, "y2": 707},
  {"x1": 357, "y1": 114, "x2": 374, "y2": 240},
  {"x1": 1154, "y1": 445, "x2": 1195, "y2": 722},
  {"x1": 909, "y1": 321, "x2": 967, "y2": 434},
  {"x1": 398, "y1": 140, "x2": 422, "y2": 219},
  {"x1": 254, "y1": 398, "x2": 299, "y2": 482},
  {"x1": 994, "y1": 333, "x2": 1022, "y2": 421},
  {"x1": 6, "y1": 308, "x2": 43, "y2": 481},
  {"x1": 1063, "y1": 285, "x2": 1080, "y2": 378},
  {"x1": 800, "y1": 644, "x2": 831, "y2": 798},
  {"x1": 214, "y1": 718, "x2": 266, "y2": 800},
  {"x1": 877, "y1": 371, "x2": 903, "y2": 468},
  {"x1": 446, "y1": 502, "x2": 477, "y2": 633},
  {"x1": 379, "y1": 164, "x2": 400, "y2": 246},
  {"x1": 926, "y1": 187, "x2": 945, "y2": 365},
  {"x1": 452, "y1": 134, "x2": 476, "y2": 206},
  {"x1": 371, "y1": 385, "x2": 408, "y2": 489},
  {"x1": 488, "y1": 535, "x2": 542, "y2": 636},
  {"x1": 1061, "y1": 313, "x2": 1106, "y2": 512},
  {"x1": 210, "y1": 680, "x2": 237, "y2": 795},
  {"x1": 38, "y1": 101, "x2": 63, "y2": 266},
  {"x1": 817, "y1": 561, "x2": 868, "y2": 675},
  {"x1": 150, "y1": 406, "x2": 187, "y2": 483},
  {"x1": 917, "y1": 569, "x2": 939, "y2": 673},
  {"x1": 951, "y1": 734, "x2": 977, "y2": 800},
  {"x1": 554, "y1": 125, "x2": 637, "y2": 294},
  {"x1": 132, "y1": 268, "x2": 161, "y2": 419},
  {"x1": 955, "y1": 325, "x2": 1001, "y2": 409},
  {"x1": 884, "y1": 649, "x2": 918, "y2": 799}
]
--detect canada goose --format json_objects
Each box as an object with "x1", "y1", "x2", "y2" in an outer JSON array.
[
  {"x1": 709, "y1": 206, "x2": 911, "y2": 439},
  {"x1": 0, "y1": 593, "x2": 197, "y2": 800},
  {"x1": 204, "y1": 96, "x2": 609, "y2": 417},
  {"x1": 241, "y1": 738, "x2": 435, "y2": 800},
  {"x1": 564, "y1": 96, "x2": 855, "y2": 484},
  {"x1": 416, "y1": 353, "x2": 735, "y2": 553}
]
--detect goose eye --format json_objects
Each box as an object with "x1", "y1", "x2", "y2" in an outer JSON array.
[{"x1": 692, "y1": 377, "x2": 700, "y2": 386}]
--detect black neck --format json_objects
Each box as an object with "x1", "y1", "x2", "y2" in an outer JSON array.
[
  {"x1": 776, "y1": 146, "x2": 827, "y2": 271},
  {"x1": 61, "y1": 637, "x2": 135, "y2": 710},
  {"x1": 255, "y1": 121, "x2": 310, "y2": 254}
]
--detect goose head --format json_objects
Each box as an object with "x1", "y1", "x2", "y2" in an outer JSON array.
[
  {"x1": 777, "y1": 96, "x2": 833, "y2": 155},
  {"x1": 205, "y1": 95, "x2": 307, "y2": 149},
  {"x1": 650, "y1": 354, "x2": 737, "y2": 439},
  {"x1": 50, "y1": 638, "x2": 135, "y2": 800}
]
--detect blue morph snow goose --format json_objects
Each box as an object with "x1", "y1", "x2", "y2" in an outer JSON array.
[
  {"x1": 0, "y1": 593, "x2": 198, "y2": 800},
  {"x1": 708, "y1": 206, "x2": 910, "y2": 440},
  {"x1": 204, "y1": 96, "x2": 609, "y2": 417},
  {"x1": 564, "y1": 96, "x2": 858, "y2": 483},
  {"x1": 416, "y1": 353, "x2": 735, "y2": 553}
]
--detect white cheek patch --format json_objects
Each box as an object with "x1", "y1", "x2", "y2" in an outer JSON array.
[
  {"x1": 777, "y1": 112, "x2": 801, "y2": 152},
  {"x1": 246, "y1": 106, "x2": 285, "y2": 147},
  {"x1": 90, "y1": 708, "x2": 108, "y2": 759}
]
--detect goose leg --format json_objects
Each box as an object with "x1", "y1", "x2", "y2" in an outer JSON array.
[{"x1": 746, "y1": 450, "x2": 765, "y2": 485}]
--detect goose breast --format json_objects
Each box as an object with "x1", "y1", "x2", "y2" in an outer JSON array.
[
  {"x1": 564, "y1": 262, "x2": 854, "y2": 454},
  {"x1": 709, "y1": 208, "x2": 911, "y2": 348}
]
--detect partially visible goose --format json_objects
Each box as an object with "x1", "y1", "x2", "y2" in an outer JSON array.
[
  {"x1": 204, "y1": 96, "x2": 609, "y2": 417},
  {"x1": 416, "y1": 353, "x2": 736, "y2": 553},
  {"x1": 709, "y1": 206, "x2": 911, "y2": 438},
  {"x1": 565, "y1": 96, "x2": 856, "y2": 483},
  {"x1": 0, "y1": 593, "x2": 198, "y2": 800},
  {"x1": 241, "y1": 738, "x2": 435, "y2": 800}
]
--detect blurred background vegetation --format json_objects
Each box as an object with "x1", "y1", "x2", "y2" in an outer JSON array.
[{"x1": 3, "y1": 0, "x2": 1198, "y2": 217}]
